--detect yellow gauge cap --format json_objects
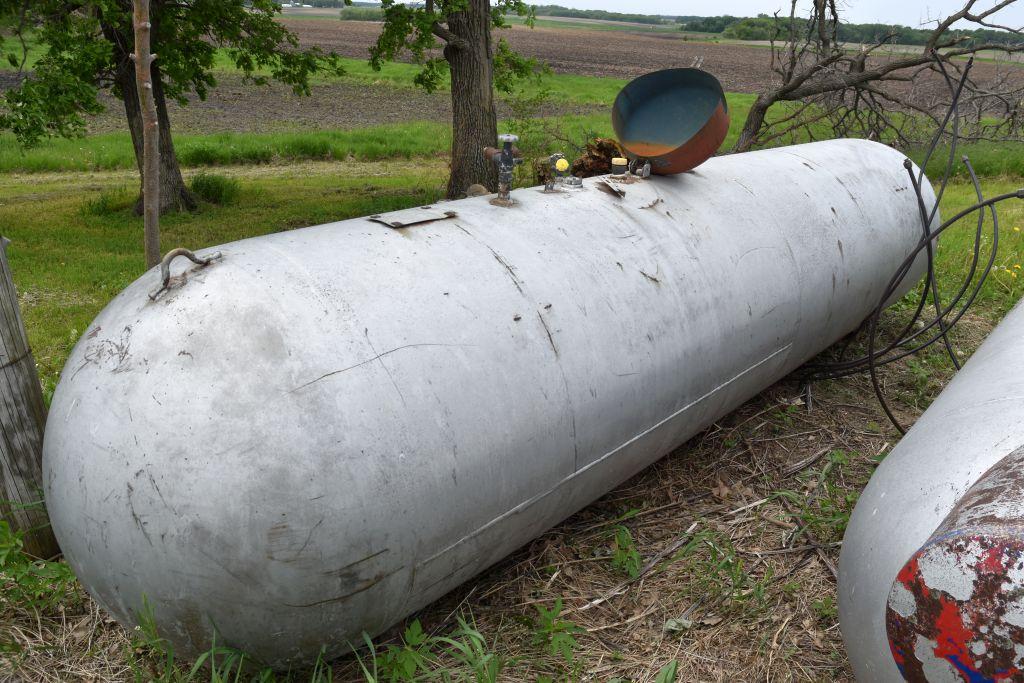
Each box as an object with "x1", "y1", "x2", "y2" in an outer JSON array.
[
  {"x1": 612, "y1": 157, "x2": 628, "y2": 165},
  {"x1": 555, "y1": 158, "x2": 570, "y2": 172}
]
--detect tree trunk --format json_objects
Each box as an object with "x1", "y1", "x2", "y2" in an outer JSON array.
[
  {"x1": 733, "y1": 94, "x2": 776, "y2": 153},
  {"x1": 444, "y1": 0, "x2": 499, "y2": 199},
  {"x1": 814, "y1": 0, "x2": 831, "y2": 52},
  {"x1": 116, "y1": 58, "x2": 195, "y2": 216},
  {"x1": 0, "y1": 238, "x2": 60, "y2": 561}
]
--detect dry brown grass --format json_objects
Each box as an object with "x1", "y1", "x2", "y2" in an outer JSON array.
[{"x1": 1, "y1": 590, "x2": 134, "y2": 681}]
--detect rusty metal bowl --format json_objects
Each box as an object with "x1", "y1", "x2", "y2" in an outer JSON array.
[{"x1": 612, "y1": 68, "x2": 730, "y2": 175}]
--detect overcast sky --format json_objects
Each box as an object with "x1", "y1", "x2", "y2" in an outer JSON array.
[{"x1": 534, "y1": 1, "x2": 1024, "y2": 28}]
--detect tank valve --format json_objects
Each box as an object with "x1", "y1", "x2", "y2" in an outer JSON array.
[
  {"x1": 484, "y1": 134, "x2": 523, "y2": 207},
  {"x1": 632, "y1": 159, "x2": 652, "y2": 179},
  {"x1": 545, "y1": 153, "x2": 572, "y2": 192}
]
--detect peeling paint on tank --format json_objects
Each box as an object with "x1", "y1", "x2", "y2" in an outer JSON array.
[
  {"x1": 918, "y1": 541, "x2": 980, "y2": 602},
  {"x1": 914, "y1": 634, "x2": 961, "y2": 683},
  {"x1": 883, "y1": 446, "x2": 1024, "y2": 681},
  {"x1": 889, "y1": 581, "x2": 918, "y2": 618}
]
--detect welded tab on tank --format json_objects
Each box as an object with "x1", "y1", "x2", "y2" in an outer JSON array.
[
  {"x1": 368, "y1": 206, "x2": 457, "y2": 229},
  {"x1": 885, "y1": 445, "x2": 1024, "y2": 682}
]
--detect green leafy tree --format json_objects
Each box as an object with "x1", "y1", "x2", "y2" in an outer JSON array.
[
  {"x1": 369, "y1": 0, "x2": 536, "y2": 198},
  {"x1": 0, "y1": 0, "x2": 339, "y2": 213}
]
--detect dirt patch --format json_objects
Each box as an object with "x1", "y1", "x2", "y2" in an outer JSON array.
[
  {"x1": 288, "y1": 19, "x2": 776, "y2": 92},
  {"x1": 290, "y1": 20, "x2": 1024, "y2": 107}
]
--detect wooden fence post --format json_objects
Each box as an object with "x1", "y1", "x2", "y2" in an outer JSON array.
[{"x1": 0, "y1": 237, "x2": 60, "y2": 560}]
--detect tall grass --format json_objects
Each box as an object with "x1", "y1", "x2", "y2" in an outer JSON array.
[
  {"x1": 920, "y1": 141, "x2": 1024, "y2": 179},
  {"x1": 0, "y1": 122, "x2": 453, "y2": 173},
  {"x1": 0, "y1": 91, "x2": 760, "y2": 175},
  {"x1": 338, "y1": 7, "x2": 383, "y2": 20}
]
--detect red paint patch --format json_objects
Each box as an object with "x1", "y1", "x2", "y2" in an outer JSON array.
[
  {"x1": 887, "y1": 537, "x2": 1024, "y2": 681},
  {"x1": 932, "y1": 598, "x2": 974, "y2": 663}
]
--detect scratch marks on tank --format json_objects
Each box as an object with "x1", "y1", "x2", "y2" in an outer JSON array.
[
  {"x1": 363, "y1": 328, "x2": 406, "y2": 406},
  {"x1": 267, "y1": 518, "x2": 325, "y2": 563},
  {"x1": 136, "y1": 467, "x2": 176, "y2": 516},
  {"x1": 283, "y1": 565, "x2": 403, "y2": 608},
  {"x1": 735, "y1": 179, "x2": 757, "y2": 197},
  {"x1": 191, "y1": 527, "x2": 262, "y2": 587},
  {"x1": 734, "y1": 246, "x2": 778, "y2": 267},
  {"x1": 415, "y1": 555, "x2": 479, "y2": 596},
  {"x1": 536, "y1": 313, "x2": 559, "y2": 358},
  {"x1": 639, "y1": 269, "x2": 661, "y2": 284},
  {"x1": 71, "y1": 325, "x2": 134, "y2": 381},
  {"x1": 535, "y1": 311, "x2": 579, "y2": 469},
  {"x1": 455, "y1": 224, "x2": 526, "y2": 295},
  {"x1": 322, "y1": 548, "x2": 390, "y2": 578},
  {"x1": 288, "y1": 343, "x2": 473, "y2": 393},
  {"x1": 488, "y1": 249, "x2": 524, "y2": 295},
  {"x1": 125, "y1": 481, "x2": 154, "y2": 547}
]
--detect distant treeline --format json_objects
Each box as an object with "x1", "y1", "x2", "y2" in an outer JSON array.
[
  {"x1": 330, "y1": 5, "x2": 1020, "y2": 46},
  {"x1": 338, "y1": 4, "x2": 683, "y2": 25},
  {"x1": 680, "y1": 14, "x2": 1020, "y2": 46},
  {"x1": 309, "y1": 1, "x2": 379, "y2": 8},
  {"x1": 529, "y1": 5, "x2": 673, "y2": 25}
]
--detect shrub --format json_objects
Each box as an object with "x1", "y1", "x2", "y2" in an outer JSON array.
[
  {"x1": 81, "y1": 188, "x2": 135, "y2": 216},
  {"x1": 190, "y1": 173, "x2": 241, "y2": 205}
]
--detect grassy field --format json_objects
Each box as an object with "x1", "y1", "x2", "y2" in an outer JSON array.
[
  {"x1": 3, "y1": 40, "x2": 1021, "y2": 178},
  {"x1": 3, "y1": 24, "x2": 1024, "y2": 682}
]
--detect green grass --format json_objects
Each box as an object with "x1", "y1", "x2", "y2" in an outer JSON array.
[
  {"x1": 0, "y1": 30, "x2": 45, "y2": 70},
  {"x1": 0, "y1": 92, "x2": 759, "y2": 175},
  {"x1": 921, "y1": 141, "x2": 1024, "y2": 180},
  {"x1": 932, "y1": 178, "x2": 1024, "y2": 316},
  {"x1": 5, "y1": 89, "x2": 1023, "y2": 182},
  {"x1": 0, "y1": 121, "x2": 454, "y2": 173},
  {"x1": 189, "y1": 172, "x2": 240, "y2": 204}
]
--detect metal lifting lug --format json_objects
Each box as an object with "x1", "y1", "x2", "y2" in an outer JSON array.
[{"x1": 148, "y1": 248, "x2": 222, "y2": 301}]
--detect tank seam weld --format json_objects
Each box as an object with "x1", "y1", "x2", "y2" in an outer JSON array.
[{"x1": 417, "y1": 343, "x2": 794, "y2": 567}]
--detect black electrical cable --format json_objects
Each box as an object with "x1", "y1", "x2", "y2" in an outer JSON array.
[
  {"x1": 803, "y1": 187, "x2": 1017, "y2": 430},
  {"x1": 802, "y1": 56, "x2": 977, "y2": 378},
  {"x1": 793, "y1": 52, "x2": 1024, "y2": 434}
]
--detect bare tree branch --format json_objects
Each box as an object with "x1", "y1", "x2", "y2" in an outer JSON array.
[{"x1": 733, "y1": 0, "x2": 1024, "y2": 153}]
